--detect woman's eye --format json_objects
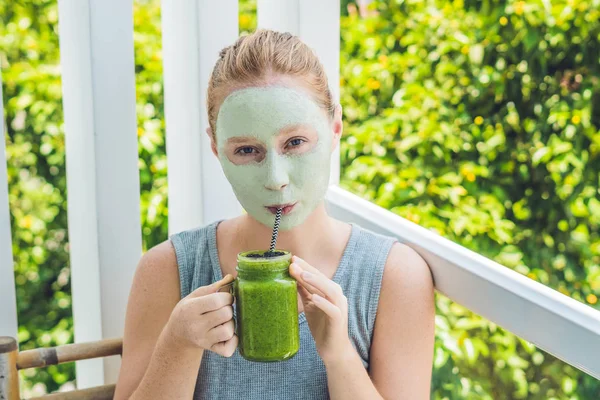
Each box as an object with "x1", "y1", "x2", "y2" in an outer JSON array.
[
  {"x1": 235, "y1": 146, "x2": 257, "y2": 155},
  {"x1": 287, "y1": 138, "x2": 305, "y2": 148}
]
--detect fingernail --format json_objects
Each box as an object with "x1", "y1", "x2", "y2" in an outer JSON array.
[
  {"x1": 302, "y1": 271, "x2": 313, "y2": 281},
  {"x1": 289, "y1": 263, "x2": 298, "y2": 273}
]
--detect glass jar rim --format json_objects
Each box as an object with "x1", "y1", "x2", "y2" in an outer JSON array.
[{"x1": 237, "y1": 250, "x2": 292, "y2": 272}]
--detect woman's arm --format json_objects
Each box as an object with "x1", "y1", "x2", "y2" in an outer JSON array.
[
  {"x1": 290, "y1": 243, "x2": 435, "y2": 400},
  {"x1": 114, "y1": 241, "x2": 237, "y2": 400},
  {"x1": 113, "y1": 241, "x2": 202, "y2": 400},
  {"x1": 369, "y1": 243, "x2": 435, "y2": 399}
]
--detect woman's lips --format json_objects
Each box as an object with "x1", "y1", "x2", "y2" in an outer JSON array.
[{"x1": 265, "y1": 203, "x2": 297, "y2": 215}]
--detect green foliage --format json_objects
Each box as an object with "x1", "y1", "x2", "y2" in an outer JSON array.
[
  {"x1": 339, "y1": 0, "x2": 600, "y2": 398},
  {"x1": 133, "y1": 0, "x2": 168, "y2": 251},
  {"x1": 1, "y1": 0, "x2": 73, "y2": 394},
  {"x1": 1, "y1": 0, "x2": 168, "y2": 395},
  {"x1": 2, "y1": 0, "x2": 599, "y2": 398},
  {"x1": 239, "y1": 0, "x2": 258, "y2": 35}
]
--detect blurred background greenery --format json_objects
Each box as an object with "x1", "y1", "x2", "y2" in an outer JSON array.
[{"x1": 1, "y1": 0, "x2": 598, "y2": 398}]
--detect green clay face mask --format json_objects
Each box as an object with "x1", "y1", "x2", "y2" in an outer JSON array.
[{"x1": 216, "y1": 86, "x2": 333, "y2": 231}]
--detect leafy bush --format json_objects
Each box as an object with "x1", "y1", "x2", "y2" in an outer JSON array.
[
  {"x1": 1, "y1": 1, "x2": 73, "y2": 394},
  {"x1": 338, "y1": 0, "x2": 599, "y2": 398},
  {"x1": 1, "y1": 0, "x2": 168, "y2": 395}
]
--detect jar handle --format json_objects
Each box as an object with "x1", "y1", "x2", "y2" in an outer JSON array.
[
  {"x1": 217, "y1": 281, "x2": 235, "y2": 295},
  {"x1": 216, "y1": 278, "x2": 238, "y2": 336},
  {"x1": 215, "y1": 274, "x2": 235, "y2": 294}
]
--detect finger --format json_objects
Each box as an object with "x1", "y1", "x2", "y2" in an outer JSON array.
[
  {"x1": 208, "y1": 320, "x2": 235, "y2": 344},
  {"x1": 211, "y1": 335, "x2": 238, "y2": 358},
  {"x1": 190, "y1": 292, "x2": 234, "y2": 314},
  {"x1": 202, "y1": 293, "x2": 234, "y2": 314},
  {"x1": 289, "y1": 261, "x2": 304, "y2": 279},
  {"x1": 295, "y1": 277, "x2": 326, "y2": 299},
  {"x1": 310, "y1": 294, "x2": 342, "y2": 321},
  {"x1": 291, "y1": 256, "x2": 323, "y2": 276},
  {"x1": 302, "y1": 271, "x2": 341, "y2": 301},
  {"x1": 291, "y1": 260, "x2": 341, "y2": 302},
  {"x1": 205, "y1": 305, "x2": 234, "y2": 328},
  {"x1": 297, "y1": 283, "x2": 313, "y2": 303},
  {"x1": 188, "y1": 274, "x2": 235, "y2": 298}
]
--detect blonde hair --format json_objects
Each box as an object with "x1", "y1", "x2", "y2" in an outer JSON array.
[{"x1": 207, "y1": 29, "x2": 335, "y2": 138}]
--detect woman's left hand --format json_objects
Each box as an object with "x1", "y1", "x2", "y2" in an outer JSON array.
[{"x1": 289, "y1": 255, "x2": 354, "y2": 364}]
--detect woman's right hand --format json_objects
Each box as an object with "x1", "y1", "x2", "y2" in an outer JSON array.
[{"x1": 165, "y1": 274, "x2": 237, "y2": 357}]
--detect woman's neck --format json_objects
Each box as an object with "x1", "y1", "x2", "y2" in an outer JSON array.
[{"x1": 215, "y1": 202, "x2": 352, "y2": 279}]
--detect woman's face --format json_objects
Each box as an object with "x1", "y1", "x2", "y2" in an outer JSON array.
[{"x1": 215, "y1": 86, "x2": 335, "y2": 231}]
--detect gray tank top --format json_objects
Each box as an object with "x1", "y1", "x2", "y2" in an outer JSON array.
[{"x1": 170, "y1": 220, "x2": 396, "y2": 399}]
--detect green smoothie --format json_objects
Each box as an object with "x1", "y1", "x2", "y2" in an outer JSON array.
[{"x1": 235, "y1": 250, "x2": 300, "y2": 362}]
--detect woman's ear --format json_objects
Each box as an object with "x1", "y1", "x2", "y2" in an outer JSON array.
[
  {"x1": 206, "y1": 127, "x2": 218, "y2": 157},
  {"x1": 331, "y1": 104, "x2": 343, "y2": 151}
]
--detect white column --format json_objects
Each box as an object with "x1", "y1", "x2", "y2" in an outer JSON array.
[
  {"x1": 162, "y1": 0, "x2": 241, "y2": 235},
  {"x1": 57, "y1": 0, "x2": 142, "y2": 387},
  {"x1": 0, "y1": 70, "x2": 18, "y2": 339},
  {"x1": 257, "y1": 0, "x2": 299, "y2": 33},
  {"x1": 257, "y1": 0, "x2": 341, "y2": 184}
]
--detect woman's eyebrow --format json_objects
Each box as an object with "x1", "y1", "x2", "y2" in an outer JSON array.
[
  {"x1": 226, "y1": 137, "x2": 257, "y2": 144},
  {"x1": 277, "y1": 123, "x2": 313, "y2": 137}
]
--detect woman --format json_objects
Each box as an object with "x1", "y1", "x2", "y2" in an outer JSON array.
[{"x1": 115, "y1": 29, "x2": 435, "y2": 400}]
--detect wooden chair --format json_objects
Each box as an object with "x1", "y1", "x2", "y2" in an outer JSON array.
[{"x1": 0, "y1": 336, "x2": 122, "y2": 400}]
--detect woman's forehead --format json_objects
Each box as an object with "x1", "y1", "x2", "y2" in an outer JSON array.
[
  {"x1": 219, "y1": 86, "x2": 320, "y2": 115},
  {"x1": 216, "y1": 86, "x2": 328, "y2": 142}
]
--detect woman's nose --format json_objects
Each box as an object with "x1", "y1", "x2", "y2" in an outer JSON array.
[{"x1": 264, "y1": 153, "x2": 289, "y2": 191}]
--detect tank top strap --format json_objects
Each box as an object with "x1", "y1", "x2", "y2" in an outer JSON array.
[
  {"x1": 170, "y1": 221, "x2": 219, "y2": 299},
  {"x1": 338, "y1": 224, "x2": 397, "y2": 365}
]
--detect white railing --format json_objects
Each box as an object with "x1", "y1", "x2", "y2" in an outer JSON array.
[
  {"x1": 326, "y1": 186, "x2": 600, "y2": 380},
  {"x1": 0, "y1": 0, "x2": 598, "y2": 391}
]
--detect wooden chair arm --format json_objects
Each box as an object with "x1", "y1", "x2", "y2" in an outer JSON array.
[
  {"x1": 27, "y1": 384, "x2": 115, "y2": 400},
  {"x1": 0, "y1": 336, "x2": 123, "y2": 400},
  {"x1": 17, "y1": 338, "x2": 122, "y2": 370}
]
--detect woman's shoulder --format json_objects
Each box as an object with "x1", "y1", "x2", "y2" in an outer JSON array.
[
  {"x1": 132, "y1": 221, "x2": 220, "y2": 290},
  {"x1": 129, "y1": 240, "x2": 181, "y2": 311},
  {"x1": 347, "y1": 223, "x2": 397, "y2": 266},
  {"x1": 348, "y1": 222, "x2": 433, "y2": 303},
  {"x1": 350, "y1": 223, "x2": 431, "y2": 281},
  {"x1": 384, "y1": 241, "x2": 432, "y2": 288},
  {"x1": 379, "y1": 240, "x2": 434, "y2": 321}
]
